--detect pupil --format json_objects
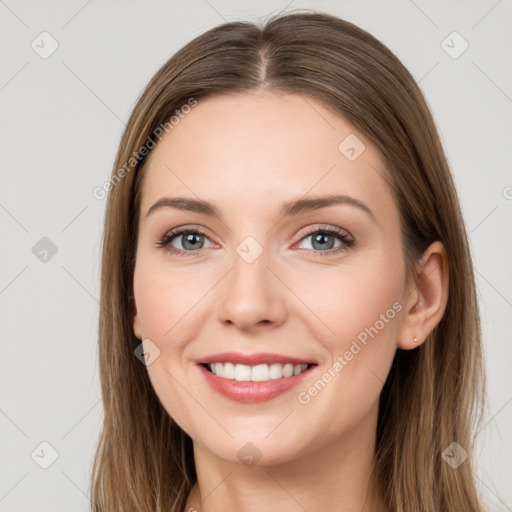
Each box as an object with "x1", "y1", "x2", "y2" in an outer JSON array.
[
  {"x1": 184, "y1": 233, "x2": 203, "y2": 250},
  {"x1": 313, "y1": 233, "x2": 333, "y2": 250}
]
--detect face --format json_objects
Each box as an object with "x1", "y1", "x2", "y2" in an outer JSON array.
[{"x1": 133, "y1": 91, "x2": 408, "y2": 466}]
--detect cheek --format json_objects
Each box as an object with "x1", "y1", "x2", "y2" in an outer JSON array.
[
  {"x1": 133, "y1": 260, "x2": 201, "y2": 430},
  {"x1": 331, "y1": 263, "x2": 403, "y2": 342},
  {"x1": 291, "y1": 262, "x2": 402, "y2": 439},
  {"x1": 298, "y1": 250, "x2": 404, "y2": 393},
  {"x1": 293, "y1": 248, "x2": 404, "y2": 344},
  {"x1": 133, "y1": 257, "x2": 201, "y2": 340}
]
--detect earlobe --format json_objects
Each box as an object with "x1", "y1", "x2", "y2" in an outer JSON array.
[{"x1": 397, "y1": 241, "x2": 449, "y2": 350}]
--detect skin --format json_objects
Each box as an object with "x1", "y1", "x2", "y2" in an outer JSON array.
[{"x1": 132, "y1": 90, "x2": 449, "y2": 512}]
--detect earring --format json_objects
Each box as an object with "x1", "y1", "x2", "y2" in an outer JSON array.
[{"x1": 413, "y1": 337, "x2": 418, "y2": 343}]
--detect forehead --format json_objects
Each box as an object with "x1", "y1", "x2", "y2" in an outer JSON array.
[{"x1": 139, "y1": 91, "x2": 395, "y2": 219}]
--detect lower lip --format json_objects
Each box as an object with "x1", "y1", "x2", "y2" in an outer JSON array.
[{"x1": 198, "y1": 364, "x2": 314, "y2": 403}]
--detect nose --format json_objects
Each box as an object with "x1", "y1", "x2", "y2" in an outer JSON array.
[{"x1": 217, "y1": 245, "x2": 287, "y2": 331}]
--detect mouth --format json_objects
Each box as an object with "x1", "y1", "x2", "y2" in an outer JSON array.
[
  {"x1": 196, "y1": 353, "x2": 317, "y2": 403},
  {"x1": 201, "y1": 362, "x2": 314, "y2": 382}
]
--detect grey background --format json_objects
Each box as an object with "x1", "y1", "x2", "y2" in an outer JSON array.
[{"x1": 1, "y1": 0, "x2": 511, "y2": 510}]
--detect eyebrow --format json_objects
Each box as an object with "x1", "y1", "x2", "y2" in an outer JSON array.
[{"x1": 146, "y1": 194, "x2": 376, "y2": 222}]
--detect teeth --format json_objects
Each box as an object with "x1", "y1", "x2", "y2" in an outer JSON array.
[
  {"x1": 234, "y1": 364, "x2": 251, "y2": 381},
  {"x1": 282, "y1": 364, "x2": 294, "y2": 378},
  {"x1": 207, "y1": 362, "x2": 309, "y2": 381},
  {"x1": 293, "y1": 364, "x2": 302, "y2": 376},
  {"x1": 252, "y1": 364, "x2": 269, "y2": 381},
  {"x1": 223, "y1": 362, "x2": 235, "y2": 379}
]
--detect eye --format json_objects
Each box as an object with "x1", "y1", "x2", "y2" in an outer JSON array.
[
  {"x1": 294, "y1": 226, "x2": 354, "y2": 256},
  {"x1": 156, "y1": 225, "x2": 354, "y2": 257},
  {"x1": 156, "y1": 227, "x2": 214, "y2": 255}
]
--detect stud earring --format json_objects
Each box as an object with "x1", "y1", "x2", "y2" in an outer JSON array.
[{"x1": 413, "y1": 337, "x2": 418, "y2": 343}]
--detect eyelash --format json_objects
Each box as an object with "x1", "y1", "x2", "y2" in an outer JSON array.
[{"x1": 156, "y1": 225, "x2": 354, "y2": 257}]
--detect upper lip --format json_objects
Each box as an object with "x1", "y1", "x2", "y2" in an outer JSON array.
[{"x1": 196, "y1": 352, "x2": 316, "y2": 366}]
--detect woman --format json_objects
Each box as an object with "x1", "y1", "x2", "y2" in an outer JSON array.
[{"x1": 91, "y1": 10, "x2": 486, "y2": 512}]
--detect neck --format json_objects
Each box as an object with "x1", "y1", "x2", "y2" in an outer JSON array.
[{"x1": 184, "y1": 401, "x2": 388, "y2": 512}]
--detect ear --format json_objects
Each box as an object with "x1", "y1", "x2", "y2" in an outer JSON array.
[
  {"x1": 397, "y1": 241, "x2": 449, "y2": 350},
  {"x1": 132, "y1": 296, "x2": 142, "y2": 340}
]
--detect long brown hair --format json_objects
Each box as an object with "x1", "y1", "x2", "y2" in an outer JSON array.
[{"x1": 91, "y1": 10, "x2": 485, "y2": 511}]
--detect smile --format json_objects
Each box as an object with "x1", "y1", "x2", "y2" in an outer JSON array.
[
  {"x1": 196, "y1": 352, "x2": 317, "y2": 403},
  {"x1": 205, "y1": 362, "x2": 310, "y2": 381}
]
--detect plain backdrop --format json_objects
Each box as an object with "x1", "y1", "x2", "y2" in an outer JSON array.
[{"x1": 1, "y1": 0, "x2": 511, "y2": 510}]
